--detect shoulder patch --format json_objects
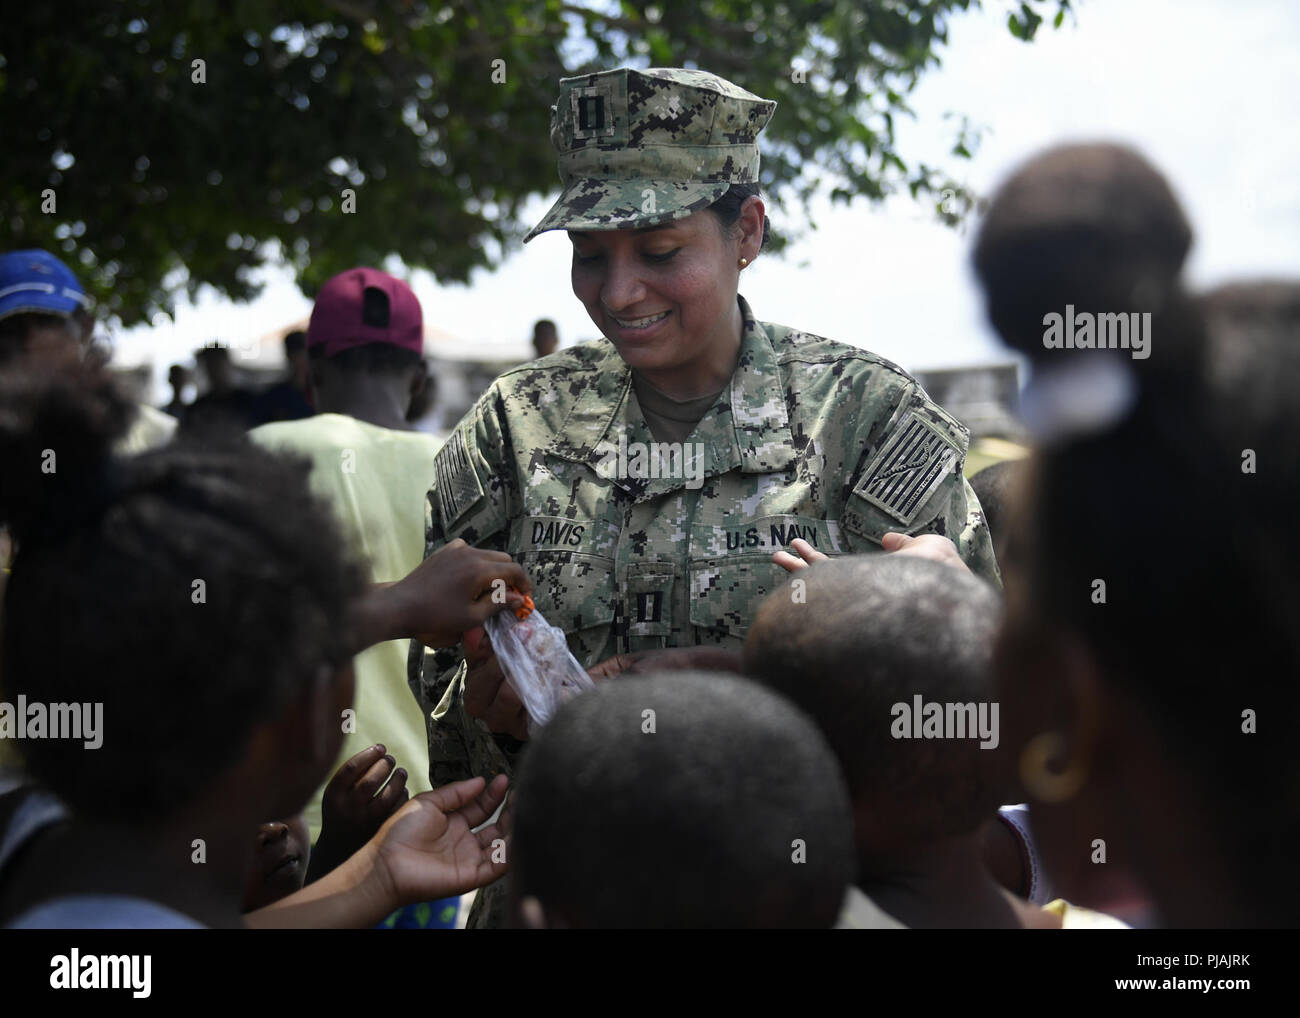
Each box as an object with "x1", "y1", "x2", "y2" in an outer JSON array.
[
  {"x1": 853, "y1": 409, "x2": 961, "y2": 526},
  {"x1": 433, "y1": 430, "x2": 485, "y2": 529}
]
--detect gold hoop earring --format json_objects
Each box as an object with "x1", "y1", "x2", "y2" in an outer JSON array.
[
  {"x1": 739, "y1": 257, "x2": 749, "y2": 267},
  {"x1": 1019, "y1": 732, "x2": 1087, "y2": 803}
]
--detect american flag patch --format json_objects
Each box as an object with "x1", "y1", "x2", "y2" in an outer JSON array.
[
  {"x1": 854, "y1": 410, "x2": 960, "y2": 525},
  {"x1": 434, "y1": 430, "x2": 484, "y2": 528}
]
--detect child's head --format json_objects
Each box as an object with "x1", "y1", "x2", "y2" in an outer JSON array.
[
  {"x1": 973, "y1": 142, "x2": 1192, "y2": 360},
  {"x1": 241, "y1": 815, "x2": 311, "y2": 912},
  {"x1": 744, "y1": 556, "x2": 1007, "y2": 870},
  {"x1": 995, "y1": 280, "x2": 1300, "y2": 924},
  {"x1": 0, "y1": 368, "x2": 365, "y2": 833},
  {"x1": 510, "y1": 671, "x2": 854, "y2": 928}
]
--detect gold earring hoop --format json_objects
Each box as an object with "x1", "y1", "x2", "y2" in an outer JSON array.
[
  {"x1": 739, "y1": 257, "x2": 749, "y2": 267},
  {"x1": 1019, "y1": 732, "x2": 1087, "y2": 803}
]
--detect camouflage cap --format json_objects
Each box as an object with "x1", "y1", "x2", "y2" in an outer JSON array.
[{"x1": 523, "y1": 67, "x2": 776, "y2": 242}]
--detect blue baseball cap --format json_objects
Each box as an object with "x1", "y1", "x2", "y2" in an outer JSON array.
[{"x1": 0, "y1": 249, "x2": 90, "y2": 322}]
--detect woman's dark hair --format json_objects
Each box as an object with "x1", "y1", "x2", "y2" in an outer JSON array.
[
  {"x1": 708, "y1": 183, "x2": 771, "y2": 251},
  {"x1": 1025, "y1": 283, "x2": 1300, "y2": 906},
  {"x1": 0, "y1": 369, "x2": 365, "y2": 822}
]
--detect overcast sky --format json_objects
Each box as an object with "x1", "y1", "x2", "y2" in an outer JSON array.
[{"x1": 116, "y1": 0, "x2": 1300, "y2": 399}]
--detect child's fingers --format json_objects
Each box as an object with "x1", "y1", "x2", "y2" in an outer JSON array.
[
  {"x1": 420, "y1": 777, "x2": 488, "y2": 818},
  {"x1": 372, "y1": 767, "x2": 409, "y2": 818},
  {"x1": 328, "y1": 744, "x2": 387, "y2": 794},
  {"x1": 354, "y1": 754, "x2": 397, "y2": 800},
  {"x1": 456, "y1": 773, "x2": 510, "y2": 832},
  {"x1": 472, "y1": 559, "x2": 532, "y2": 601}
]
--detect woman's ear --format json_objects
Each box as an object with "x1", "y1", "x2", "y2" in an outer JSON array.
[{"x1": 737, "y1": 196, "x2": 766, "y2": 261}]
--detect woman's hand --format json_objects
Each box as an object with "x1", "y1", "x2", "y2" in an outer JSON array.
[
  {"x1": 771, "y1": 537, "x2": 829, "y2": 572},
  {"x1": 462, "y1": 634, "x2": 530, "y2": 741},
  {"x1": 353, "y1": 540, "x2": 533, "y2": 653},
  {"x1": 772, "y1": 534, "x2": 969, "y2": 575},
  {"x1": 879, "y1": 532, "x2": 971, "y2": 574}
]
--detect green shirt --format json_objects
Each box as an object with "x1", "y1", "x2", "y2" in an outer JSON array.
[{"x1": 250, "y1": 414, "x2": 442, "y2": 839}]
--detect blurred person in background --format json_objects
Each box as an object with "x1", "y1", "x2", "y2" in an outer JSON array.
[
  {"x1": 253, "y1": 329, "x2": 314, "y2": 424},
  {"x1": 531, "y1": 318, "x2": 559, "y2": 358},
  {"x1": 163, "y1": 363, "x2": 192, "y2": 420},
  {"x1": 181, "y1": 343, "x2": 260, "y2": 436}
]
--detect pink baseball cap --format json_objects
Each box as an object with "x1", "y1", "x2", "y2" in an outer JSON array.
[{"x1": 307, "y1": 267, "x2": 424, "y2": 358}]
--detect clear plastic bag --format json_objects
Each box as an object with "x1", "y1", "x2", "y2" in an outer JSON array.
[{"x1": 483, "y1": 604, "x2": 594, "y2": 730}]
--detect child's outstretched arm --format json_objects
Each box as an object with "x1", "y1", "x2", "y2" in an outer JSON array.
[
  {"x1": 246, "y1": 774, "x2": 511, "y2": 930},
  {"x1": 351, "y1": 539, "x2": 532, "y2": 653}
]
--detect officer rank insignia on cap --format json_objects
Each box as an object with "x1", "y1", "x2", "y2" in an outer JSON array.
[
  {"x1": 571, "y1": 85, "x2": 616, "y2": 139},
  {"x1": 854, "y1": 410, "x2": 962, "y2": 526},
  {"x1": 434, "y1": 430, "x2": 485, "y2": 529}
]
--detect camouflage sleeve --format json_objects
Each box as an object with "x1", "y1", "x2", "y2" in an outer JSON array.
[
  {"x1": 407, "y1": 386, "x2": 521, "y2": 786},
  {"x1": 841, "y1": 382, "x2": 1001, "y2": 588}
]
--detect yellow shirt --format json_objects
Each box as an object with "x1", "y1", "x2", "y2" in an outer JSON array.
[{"x1": 250, "y1": 414, "x2": 441, "y2": 839}]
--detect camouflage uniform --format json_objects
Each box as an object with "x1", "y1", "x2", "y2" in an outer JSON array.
[{"x1": 409, "y1": 67, "x2": 999, "y2": 926}]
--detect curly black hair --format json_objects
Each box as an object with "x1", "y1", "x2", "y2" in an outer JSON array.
[{"x1": 0, "y1": 369, "x2": 365, "y2": 822}]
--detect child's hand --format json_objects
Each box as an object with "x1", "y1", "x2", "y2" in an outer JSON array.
[
  {"x1": 399, "y1": 540, "x2": 533, "y2": 648},
  {"x1": 246, "y1": 775, "x2": 512, "y2": 929},
  {"x1": 308, "y1": 744, "x2": 409, "y2": 882},
  {"x1": 351, "y1": 541, "x2": 533, "y2": 654},
  {"x1": 367, "y1": 775, "x2": 512, "y2": 908}
]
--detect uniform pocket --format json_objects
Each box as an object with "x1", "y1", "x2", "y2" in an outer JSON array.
[
  {"x1": 515, "y1": 549, "x2": 616, "y2": 668},
  {"x1": 687, "y1": 557, "x2": 788, "y2": 643}
]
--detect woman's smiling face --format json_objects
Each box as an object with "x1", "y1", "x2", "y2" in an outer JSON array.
[{"x1": 569, "y1": 204, "x2": 760, "y2": 387}]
